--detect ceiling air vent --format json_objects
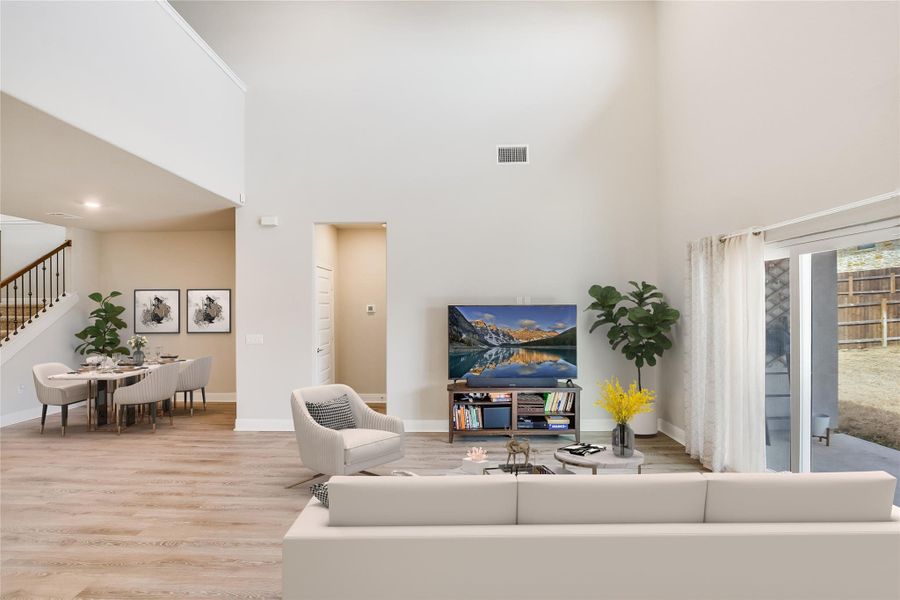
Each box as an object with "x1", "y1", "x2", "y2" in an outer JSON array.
[
  {"x1": 46, "y1": 212, "x2": 83, "y2": 220},
  {"x1": 497, "y1": 145, "x2": 528, "y2": 164}
]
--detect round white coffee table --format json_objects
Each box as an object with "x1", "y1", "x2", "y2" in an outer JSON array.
[{"x1": 554, "y1": 448, "x2": 644, "y2": 474}]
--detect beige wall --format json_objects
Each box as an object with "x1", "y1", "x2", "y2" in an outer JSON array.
[
  {"x1": 335, "y1": 228, "x2": 386, "y2": 395},
  {"x1": 98, "y1": 230, "x2": 235, "y2": 395}
]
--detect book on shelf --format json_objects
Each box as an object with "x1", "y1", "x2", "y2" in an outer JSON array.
[
  {"x1": 545, "y1": 415, "x2": 570, "y2": 430},
  {"x1": 453, "y1": 403, "x2": 483, "y2": 430},
  {"x1": 489, "y1": 392, "x2": 512, "y2": 402},
  {"x1": 543, "y1": 391, "x2": 576, "y2": 413}
]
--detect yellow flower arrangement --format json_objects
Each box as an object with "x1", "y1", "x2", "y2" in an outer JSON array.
[{"x1": 595, "y1": 378, "x2": 655, "y2": 425}]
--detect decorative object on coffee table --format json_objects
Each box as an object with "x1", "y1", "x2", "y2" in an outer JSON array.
[
  {"x1": 587, "y1": 281, "x2": 679, "y2": 435},
  {"x1": 596, "y1": 378, "x2": 654, "y2": 457},
  {"x1": 462, "y1": 447, "x2": 490, "y2": 474},
  {"x1": 505, "y1": 436, "x2": 531, "y2": 468},
  {"x1": 554, "y1": 447, "x2": 645, "y2": 474}
]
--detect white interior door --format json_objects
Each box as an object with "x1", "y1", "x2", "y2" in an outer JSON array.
[{"x1": 315, "y1": 265, "x2": 335, "y2": 385}]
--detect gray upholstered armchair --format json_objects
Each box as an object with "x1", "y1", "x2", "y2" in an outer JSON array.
[{"x1": 289, "y1": 384, "x2": 404, "y2": 487}]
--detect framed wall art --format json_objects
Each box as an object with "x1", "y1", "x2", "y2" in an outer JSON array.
[
  {"x1": 134, "y1": 289, "x2": 180, "y2": 334},
  {"x1": 187, "y1": 289, "x2": 231, "y2": 333}
]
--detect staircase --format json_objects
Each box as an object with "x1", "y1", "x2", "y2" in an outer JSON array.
[{"x1": 0, "y1": 240, "x2": 72, "y2": 346}]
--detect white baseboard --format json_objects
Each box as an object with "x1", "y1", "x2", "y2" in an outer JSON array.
[
  {"x1": 205, "y1": 392, "x2": 235, "y2": 403},
  {"x1": 581, "y1": 418, "x2": 615, "y2": 432},
  {"x1": 404, "y1": 419, "x2": 447, "y2": 432},
  {"x1": 1, "y1": 404, "x2": 61, "y2": 427},
  {"x1": 230, "y1": 416, "x2": 645, "y2": 435},
  {"x1": 360, "y1": 393, "x2": 386, "y2": 403},
  {"x1": 658, "y1": 418, "x2": 686, "y2": 446},
  {"x1": 233, "y1": 418, "x2": 293, "y2": 432}
]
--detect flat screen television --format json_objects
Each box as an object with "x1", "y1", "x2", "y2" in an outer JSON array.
[{"x1": 448, "y1": 304, "x2": 577, "y2": 387}]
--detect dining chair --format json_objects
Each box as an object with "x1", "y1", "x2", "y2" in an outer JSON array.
[
  {"x1": 113, "y1": 363, "x2": 180, "y2": 434},
  {"x1": 32, "y1": 363, "x2": 92, "y2": 436},
  {"x1": 176, "y1": 356, "x2": 213, "y2": 416}
]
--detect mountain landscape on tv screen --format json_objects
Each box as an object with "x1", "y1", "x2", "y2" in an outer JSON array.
[{"x1": 448, "y1": 305, "x2": 577, "y2": 379}]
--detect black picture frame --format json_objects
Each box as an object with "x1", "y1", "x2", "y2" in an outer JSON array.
[{"x1": 186, "y1": 289, "x2": 232, "y2": 334}]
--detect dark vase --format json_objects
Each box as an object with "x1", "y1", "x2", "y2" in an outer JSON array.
[
  {"x1": 612, "y1": 422, "x2": 635, "y2": 457},
  {"x1": 132, "y1": 349, "x2": 145, "y2": 366}
]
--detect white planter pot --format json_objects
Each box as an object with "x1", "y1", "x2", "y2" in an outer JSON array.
[
  {"x1": 631, "y1": 407, "x2": 658, "y2": 436},
  {"x1": 811, "y1": 414, "x2": 831, "y2": 437},
  {"x1": 461, "y1": 458, "x2": 490, "y2": 474}
]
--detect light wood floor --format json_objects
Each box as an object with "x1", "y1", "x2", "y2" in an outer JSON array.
[{"x1": 1, "y1": 403, "x2": 703, "y2": 599}]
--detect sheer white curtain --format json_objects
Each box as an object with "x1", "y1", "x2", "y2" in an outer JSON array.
[{"x1": 685, "y1": 232, "x2": 766, "y2": 472}]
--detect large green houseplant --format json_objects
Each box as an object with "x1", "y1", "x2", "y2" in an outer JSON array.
[
  {"x1": 587, "y1": 281, "x2": 680, "y2": 390},
  {"x1": 74, "y1": 291, "x2": 130, "y2": 357}
]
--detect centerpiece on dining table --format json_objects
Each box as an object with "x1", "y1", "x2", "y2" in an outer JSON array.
[
  {"x1": 596, "y1": 377, "x2": 655, "y2": 457},
  {"x1": 127, "y1": 335, "x2": 150, "y2": 366}
]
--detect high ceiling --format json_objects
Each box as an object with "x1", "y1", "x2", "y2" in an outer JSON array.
[{"x1": 0, "y1": 93, "x2": 235, "y2": 232}]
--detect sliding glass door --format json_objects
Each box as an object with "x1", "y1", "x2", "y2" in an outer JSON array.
[
  {"x1": 766, "y1": 225, "x2": 899, "y2": 491},
  {"x1": 809, "y1": 239, "x2": 899, "y2": 504},
  {"x1": 764, "y1": 257, "x2": 791, "y2": 471}
]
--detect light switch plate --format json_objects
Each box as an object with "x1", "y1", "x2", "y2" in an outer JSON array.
[
  {"x1": 366, "y1": 304, "x2": 376, "y2": 314},
  {"x1": 246, "y1": 334, "x2": 264, "y2": 345}
]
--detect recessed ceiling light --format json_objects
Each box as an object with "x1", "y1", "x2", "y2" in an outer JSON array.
[{"x1": 83, "y1": 200, "x2": 101, "y2": 209}]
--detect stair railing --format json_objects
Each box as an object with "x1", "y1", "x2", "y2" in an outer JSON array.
[{"x1": 0, "y1": 240, "x2": 72, "y2": 346}]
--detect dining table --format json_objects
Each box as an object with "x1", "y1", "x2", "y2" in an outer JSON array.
[{"x1": 48, "y1": 359, "x2": 191, "y2": 430}]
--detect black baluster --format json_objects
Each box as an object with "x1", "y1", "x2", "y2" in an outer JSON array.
[
  {"x1": 12, "y1": 278, "x2": 18, "y2": 336},
  {"x1": 55, "y1": 253, "x2": 61, "y2": 302},
  {"x1": 27, "y1": 269, "x2": 33, "y2": 323},
  {"x1": 4, "y1": 284, "x2": 9, "y2": 341},
  {"x1": 42, "y1": 260, "x2": 47, "y2": 312},
  {"x1": 48, "y1": 255, "x2": 54, "y2": 307},
  {"x1": 62, "y1": 247, "x2": 66, "y2": 297}
]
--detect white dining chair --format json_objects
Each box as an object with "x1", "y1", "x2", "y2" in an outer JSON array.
[
  {"x1": 176, "y1": 356, "x2": 213, "y2": 416},
  {"x1": 113, "y1": 363, "x2": 180, "y2": 434},
  {"x1": 32, "y1": 363, "x2": 91, "y2": 436}
]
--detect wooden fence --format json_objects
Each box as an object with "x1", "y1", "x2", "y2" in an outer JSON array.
[{"x1": 838, "y1": 267, "x2": 900, "y2": 347}]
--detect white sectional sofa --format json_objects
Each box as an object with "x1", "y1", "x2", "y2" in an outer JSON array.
[{"x1": 283, "y1": 471, "x2": 900, "y2": 600}]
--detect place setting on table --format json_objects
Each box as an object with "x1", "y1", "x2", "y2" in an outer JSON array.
[{"x1": 48, "y1": 339, "x2": 191, "y2": 430}]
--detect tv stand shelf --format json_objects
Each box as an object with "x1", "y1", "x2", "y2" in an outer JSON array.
[{"x1": 447, "y1": 382, "x2": 581, "y2": 443}]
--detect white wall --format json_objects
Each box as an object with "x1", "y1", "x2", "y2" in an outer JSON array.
[
  {"x1": 1, "y1": 1, "x2": 245, "y2": 204},
  {"x1": 314, "y1": 224, "x2": 338, "y2": 271},
  {"x1": 0, "y1": 217, "x2": 66, "y2": 278},
  {"x1": 655, "y1": 1, "x2": 900, "y2": 429},
  {"x1": 176, "y1": 1, "x2": 660, "y2": 430}
]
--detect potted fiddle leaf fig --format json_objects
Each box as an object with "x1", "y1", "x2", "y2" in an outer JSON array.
[
  {"x1": 587, "y1": 281, "x2": 680, "y2": 435},
  {"x1": 74, "y1": 291, "x2": 130, "y2": 357}
]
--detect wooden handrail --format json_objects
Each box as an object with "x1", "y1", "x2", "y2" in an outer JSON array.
[{"x1": 0, "y1": 240, "x2": 72, "y2": 288}]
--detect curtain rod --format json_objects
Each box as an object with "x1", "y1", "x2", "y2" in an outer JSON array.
[{"x1": 719, "y1": 189, "x2": 899, "y2": 242}]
